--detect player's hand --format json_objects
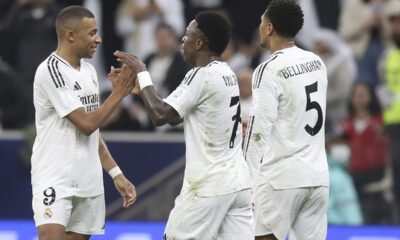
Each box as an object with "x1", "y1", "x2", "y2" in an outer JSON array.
[
  {"x1": 113, "y1": 174, "x2": 137, "y2": 208},
  {"x1": 131, "y1": 78, "x2": 140, "y2": 95},
  {"x1": 108, "y1": 66, "x2": 121, "y2": 82},
  {"x1": 114, "y1": 50, "x2": 147, "y2": 74},
  {"x1": 110, "y1": 64, "x2": 136, "y2": 97}
]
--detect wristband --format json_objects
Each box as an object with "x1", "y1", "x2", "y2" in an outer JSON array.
[
  {"x1": 108, "y1": 166, "x2": 123, "y2": 179},
  {"x1": 137, "y1": 71, "x2": 153, "y2": 90}
]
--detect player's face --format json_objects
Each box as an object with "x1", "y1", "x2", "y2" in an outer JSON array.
[
  {"x1": 74, "y1": 17, "x2": 102, "y2": 59},
  {"x1": 181, "y1": 20, "x2": 200, "y2": 64},
  {"x1": 259, "y1": 14, "x2": 271, "y2": 50},
  {"x1": 351, "y1": 84, "x2": 371, "y2": 111}
]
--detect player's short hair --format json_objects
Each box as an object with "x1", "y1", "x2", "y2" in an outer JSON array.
[
  {"x1": 55, "y1": 6, "x2": 95, "y2": 38},
  {"x1": 264, "y1": 0, "x2": 304, "y2": 38},
  {"x1": 195, "y1": 11, "x2": 231, "y2": 55}
]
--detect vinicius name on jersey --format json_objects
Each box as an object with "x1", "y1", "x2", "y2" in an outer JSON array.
[
  {"x1": 223, "y1": 75, "x2": 238, "y2": 86},
  {"x1": 279, "y1": 60, "x2": 323, "y2": 79},
  {"x1": 79, "y1": 93, "x2": 100, "y2": 112}
]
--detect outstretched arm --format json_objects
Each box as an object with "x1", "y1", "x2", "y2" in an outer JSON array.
[
  {"x1": 99, "y1": 134, "x2": 136, "y2": 208},
  {"x1": 67, "y1": 65, "x2": 135, "y2": 135},
  {"x1": 114, "y1": 51, "x2": 181, "y2": 126}
]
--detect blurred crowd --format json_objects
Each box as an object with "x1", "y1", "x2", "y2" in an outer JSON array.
[{"x1": 2, "y1": 0, "x2": 400, "y2": 225}]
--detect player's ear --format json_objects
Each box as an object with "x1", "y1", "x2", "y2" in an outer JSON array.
[
  {"x1": 195, "y1": 38, "x2": 205, "y2": 51},
  {"x1": 267, "y1": 22, "x2": 274, "y2": 36},
  {"x1": 66, "y1": 31, "x2": 75, "y2": 43}
]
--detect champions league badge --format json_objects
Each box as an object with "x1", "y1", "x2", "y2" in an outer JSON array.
[{"x1": 44, "y1": 208, "x2": 53, "y2": 219}]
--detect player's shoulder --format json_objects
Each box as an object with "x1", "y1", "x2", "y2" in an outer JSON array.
[
  {"x1": 253, "y1": 52, "x2": 283, "y2": 83},
  {"x1": 204, "y1": 61, "x2": 234, "y2": 78},
  {"x1": 181, "y1": 66, "x2": 203, "y2": 85},
  {"x1": 261, "y1": 47, "x2": 324, "y2": 73},
  {"x1": 37, "y1": 54, "x2": 69, "y2": 73},
  {"x1": 35, "y1": 53, "x2": 69, "y2": 88}
]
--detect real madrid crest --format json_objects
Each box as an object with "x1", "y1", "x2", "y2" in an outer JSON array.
[{"x1": 44, "y1": 208, "x2": 53, "y2": 219}]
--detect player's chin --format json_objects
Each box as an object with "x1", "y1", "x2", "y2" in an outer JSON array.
[{"x1": 86, "y1": 51, "x2": 95, "y2": 59}]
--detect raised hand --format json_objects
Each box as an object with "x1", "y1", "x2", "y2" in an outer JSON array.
[
  {"x1": 108, "y1": 66, "x2": 121, "y2": 82},
  {"x1": 113, "y1": 174, "x2": 137, "y2": 208},
  {"x1": 114, "y1": 51, "x2": 147, "y2": 74},
  {"x1": 110, "y1": 64, "x2": 136, "y2": 97}
]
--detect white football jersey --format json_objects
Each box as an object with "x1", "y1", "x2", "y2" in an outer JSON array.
[
  {"x1": 244, "y1": 46, "x2": 329, "y2": 189},
  {"x1": 164, "y1": 61, "x2": 252, "y2": 196},
  {"x1": 31, "y1": 53, "x2": 103, "y2": 197}
]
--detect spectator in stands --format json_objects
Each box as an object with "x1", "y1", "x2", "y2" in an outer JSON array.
[
  {"x1": 313, "y1": 28, "x2": 357, "y2": 126},
  {"x1": 378, "y1": 0, "x2": 400, "y2": 220},
  {"x1": 339, "y1": 0, "x2": 390, "y2": 88},
  {"x1": 326, "y1": 136, "x2": 364, "y2": 225},
  {"x1": 338, "y1": 82, "x2": 392, "y2": 224},
  {"x1": 116, "y1": 0, "x2": 184, "y2": 59},
  {"x1": 128, "y1": 23, "x2": 191, "y2": 131},
  {"x1": 1, "y1": 0, "x2": 59, "y2": 124}
]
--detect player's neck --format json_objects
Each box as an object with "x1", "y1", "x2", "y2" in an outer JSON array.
[
  {"x1": 195, "y1": 53, "x2": 222, "y2": 67},
  {"x1": 55, "y1": 46, "x2": 81, "y2": 70},
  {"x1": 269, "y1": 38, "x2": 295, "y2": 53}
]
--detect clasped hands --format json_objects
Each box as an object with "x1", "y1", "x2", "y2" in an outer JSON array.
[{"x1": 108, "y1": 51, "x2": 147, "y2": 95}]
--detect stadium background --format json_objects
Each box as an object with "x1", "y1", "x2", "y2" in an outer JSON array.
[{"x1": 1, "y1": 0, "x2": 400, "y2": 239}]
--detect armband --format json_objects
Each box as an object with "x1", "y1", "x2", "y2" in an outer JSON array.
[
  {"x1": 137, "y1": 71, "x2": 153, "y2": 90},
  {"x1": 108, "y1": 166, "x2": 123, "y2": 179}
]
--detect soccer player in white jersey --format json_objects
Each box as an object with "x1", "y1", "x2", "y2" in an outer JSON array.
[
  {"x1": 243, "y1": 0, "x2": 329, "y2": 239},
  {"x1": 31, "y1": 6, "x2": 137, "y2": 240},
  {"x1": 115, "y1": 11, "x2": 253, "y2": 240}
]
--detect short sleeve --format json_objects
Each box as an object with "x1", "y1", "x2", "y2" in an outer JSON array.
[
  {"x1": 36, "y1": 62, "x2": 83, "y2": 118},
  {"x1": 164, "y1": 67, "x2": 206, "y2": 118}
]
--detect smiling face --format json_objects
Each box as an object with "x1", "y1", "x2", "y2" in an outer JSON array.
[{"x1": 72, "y1": 17, "x2": 102, "y2": 59}]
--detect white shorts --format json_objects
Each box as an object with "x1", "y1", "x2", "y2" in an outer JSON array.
[
  {"x1": 253, "y1": 183, "x2": 328, "y2": 240},
  {"x1": 164, "y1": 189, "x2": 254, "y2": 240},
  {"x1": 32, "y1": 186, "x2": 105, "y2": 235}
]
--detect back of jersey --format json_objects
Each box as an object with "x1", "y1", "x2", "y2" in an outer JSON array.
[{"x1": 245, "y1": 46, "x2": 329, "y2": 189}]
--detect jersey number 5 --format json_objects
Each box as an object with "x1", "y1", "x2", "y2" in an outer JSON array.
[
  {"x1": 229, "y1": 96, "x2": 241, "y2": 148},
  {"x1": 304, "y1": 81, "x2": 323, "y2": 136}
]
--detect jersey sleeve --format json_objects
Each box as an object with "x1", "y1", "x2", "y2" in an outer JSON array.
[
  {"x1": 243, "y1": 69, "x2": 279, "y2": 183},
  {"x1": 163, "y1": 67, "x2": 206, "y2": 118},
  {"x1": 36, "y1": 63, "x2": 83, "y2": 118}
]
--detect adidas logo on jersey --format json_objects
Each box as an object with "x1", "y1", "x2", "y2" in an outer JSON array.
[{"x1": 73, "y1": 81, "x2": 82, "y2": 91}]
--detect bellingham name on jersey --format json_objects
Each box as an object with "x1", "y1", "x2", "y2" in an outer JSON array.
[{"x1": 279, "y1": 60, "x2": 323, "y2": 79}]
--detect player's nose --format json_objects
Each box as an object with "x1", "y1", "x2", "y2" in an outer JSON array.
[{"x1": 95, "y1": 34, "x2": 102, "y2": 44}]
